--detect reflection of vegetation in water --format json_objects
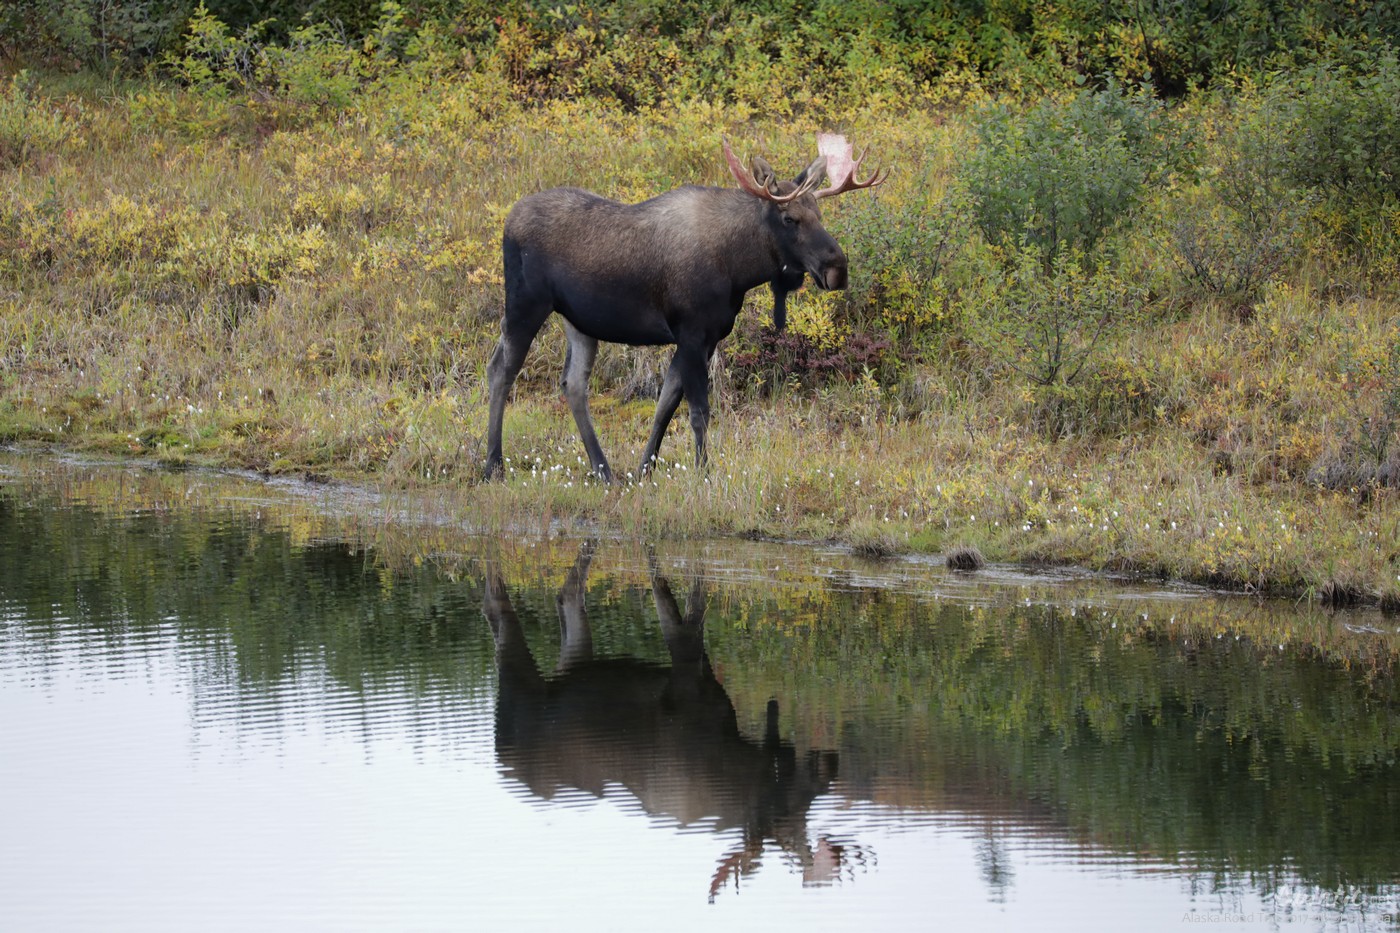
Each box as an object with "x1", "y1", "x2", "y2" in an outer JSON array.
[
  {"x1": 2, "y1": 458, "x2": 1398, "y2": 898},
  {"x1": 0, "y1": 472, "x2": 493, "y2": 700},
  {"x1": 708, "y1": 592, "x2": 1400, "y2": 891}
]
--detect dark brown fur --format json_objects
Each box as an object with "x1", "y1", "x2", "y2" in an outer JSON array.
[{"x1": 484, "y1": 156, "x2": 848, "y2": 483}]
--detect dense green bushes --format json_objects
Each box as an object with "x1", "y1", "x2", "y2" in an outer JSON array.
[
  {"x1": 962, "y1": 83, "x2": 1188, "y2": 266},
  {"x1": 6, "y1": 0, "x2": 1400, "y2": 102},
  {"x1": 1264, "y1": 50, "x2": 1400, "y2": 275}
]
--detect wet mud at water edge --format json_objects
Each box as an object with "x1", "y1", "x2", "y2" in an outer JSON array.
[{"x1": 1, "y1": 452, "x2": 1398, "y2": 931}]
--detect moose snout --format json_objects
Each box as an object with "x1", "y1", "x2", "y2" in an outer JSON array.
[
  {"x1": 806, "y1": 241, "x2": 849, "y2": 291},
  {"x1": 811, "y1": 251, "x2": 848, "y2": 290},
  {"x1": 820, "y1": 263, "x2": 848, "y2": 290}
]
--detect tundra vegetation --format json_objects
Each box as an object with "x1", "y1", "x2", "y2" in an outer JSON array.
[{"x1": 1, "y1": 1, "x2": 1399, "y2": 607}]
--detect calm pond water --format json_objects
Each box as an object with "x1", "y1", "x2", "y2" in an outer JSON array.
[{"x1": 2, "y1": 454, "x2": 1398, "y2": 932}]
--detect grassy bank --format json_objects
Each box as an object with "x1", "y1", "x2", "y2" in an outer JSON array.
[{"x1": 2, "y1": 24, "x2": 1398, "y2": 607}]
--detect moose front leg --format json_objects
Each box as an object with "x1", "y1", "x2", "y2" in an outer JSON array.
[
  {"x1": 676, "y1": 342, "x2": 713, "y2": 470},
  {"x1": 770, "y1": 265, "x2": 804, "y2": 332},
  {"x1": 639, "y1": 341, "x2": 710, "y2": 477},
  {"x1": 639, "y1": 353, "x2": 685, "y2": 477}
]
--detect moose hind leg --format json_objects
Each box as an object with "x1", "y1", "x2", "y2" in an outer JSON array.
[
  {"x1": 561, "y1": 322, "x2": 614, "y2": 483},
  {"x1": 485, "y1": 337, "x2": 530, "y2": 480},
  {"x1": 485, "y1": 289, "x2": 552, "y2": 480}
]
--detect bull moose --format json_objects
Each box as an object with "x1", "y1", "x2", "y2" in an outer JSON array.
[
  {"x1": 481, "y1": 542, "x2": 853, "y2": 899},
  {"x1": 483, "y1": 134, "x2": 886, "y2": 483}
]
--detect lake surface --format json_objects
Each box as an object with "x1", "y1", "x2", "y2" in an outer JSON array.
[{"x1": 2, "y1": 453, "x2": 1398, "y2": 932}]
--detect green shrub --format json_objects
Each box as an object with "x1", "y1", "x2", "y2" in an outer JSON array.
[
  {"x1": 1169, "y1": 100, "x2": 1310, "y2": 305},
  {"x1": 5, "y1": 0, "x2": 1398, "y2": 98},
  {"x1": 1270, "y1": 50, "x2": 1400, "y2": 208},
  {"x1": 0, "y1": 0, "x2": 187, "y2": 69},
  {"x1": 164, "y1": 2, "x2": 259, "y2": 97},
  {"x1": 1264, "y1": 48, "x2": 1400, "y2": 266},
  {"x1": 962, "y1": 82, "x2": 1191, "y2": 268},
  {"x1": 257, "y1": 22, "x2": 364, "y2": 110},
  {"x1": 1342, "y1": 324, "x2": 1400, "y2": 486},
  {"x1": 833, "y1": 183, "x2": 966, "y2": 340},
  {"x1": 0, "y1": 72, "x2": 83, "y2": 166},
  {"x1": 963, "y1": 243, "x2": 1148, "y2": 395}
]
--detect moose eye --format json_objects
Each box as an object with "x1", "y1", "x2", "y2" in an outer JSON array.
[{"x1": 782, "y1": 213, "x2": 799, "y2": 227}]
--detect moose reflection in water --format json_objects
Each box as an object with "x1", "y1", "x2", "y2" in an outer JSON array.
[{"x1": 481, "y1": 541, "x2": 857, "y2": 899}]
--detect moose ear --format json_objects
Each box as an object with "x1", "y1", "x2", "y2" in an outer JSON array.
[
  {"x1": 793, "y1": 155, "x2": 828, "y2": 188},
  {"x1": 750, "y1": 156, "x2": 780, "y2": 194}
]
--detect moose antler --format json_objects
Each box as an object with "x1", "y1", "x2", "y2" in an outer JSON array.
[
  {"x1": 724, "y1": 135, "x2": 886, "y2": 203},
  {"x1": 722, "y1": 137, "x2": 813, "y2": 204},
  {"x1": 813, "y1": 132, "x2": 888, "y2": 198}
]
